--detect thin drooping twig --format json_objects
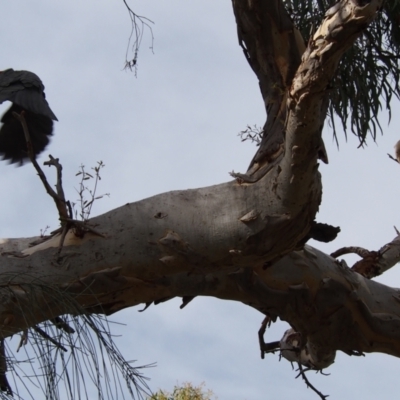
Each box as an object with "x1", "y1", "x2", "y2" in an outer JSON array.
[{"x1": 122, "y1": 0, "x2": 154, "y2": 71}]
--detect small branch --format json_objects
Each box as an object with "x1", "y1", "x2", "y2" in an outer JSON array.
[
  {"x1": 388, "y1": 153, "x2": 398, "y2": 163},
  {"x1": 331, "y1": 235, "x2": 400, "y2": 279},
  {"x1": 74, "y1": 162, "x2": 109, "y2": 222},
  {"x1": 331, "y1": 246, "x2": 382, "y2": 279},
  {"x1": 330, "y1": 246, "x2": 370, "y2": 258},
  {"x1": 238, "y1": 125, "x2": 263, "y2": 145},
  {"x1": 44, "y1": 155, "x2": 67, "y2": 202},
  {"x1": 296, "y1": 363, "x2": 328, "y2": 400},
  {"x1": 12, "y1": 112, "x2": 69, "y2": 222}
]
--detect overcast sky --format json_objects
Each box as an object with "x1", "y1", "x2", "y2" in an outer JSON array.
[{"x1": 1, "y1": 1, "x2": 400, "y2": 399}]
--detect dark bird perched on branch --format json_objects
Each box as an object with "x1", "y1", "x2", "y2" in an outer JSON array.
[{"x1": 0, "y1": 69, "x2": 57, "y2": 165}]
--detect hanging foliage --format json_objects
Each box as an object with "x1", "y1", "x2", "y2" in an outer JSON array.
[{"x1": 285, "y1": 0, "x2": 400, "y2": 145}]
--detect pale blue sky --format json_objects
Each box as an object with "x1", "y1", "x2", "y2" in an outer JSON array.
[{"x1": 1, "y1": 1, "x2": 400, "y2": 399}]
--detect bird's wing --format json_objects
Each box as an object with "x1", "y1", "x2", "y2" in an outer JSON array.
[
  {"x1": 0, "y1": 104, "x2": 53, "y2": 165},
  {"x1": 12, "y1": 89, "x2": 58, "y2": 121},
  {"x1": 0, "y1": 69, "x2": 57, "y2": 121}
]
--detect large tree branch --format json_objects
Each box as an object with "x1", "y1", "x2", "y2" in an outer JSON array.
[
  {"x1": 1, "y1": 210, "x2": 400, "y2": 367},
  {"x1": 0, "y1": 176, "x2": 319, "y2": 340}
]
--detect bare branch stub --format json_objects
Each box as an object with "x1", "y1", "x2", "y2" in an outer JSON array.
[
  {"x1": 331, "y1": 242, "x2": 396, "y2": 279},
  {"x1": 180, "y1": 296, "x2": 196, "y2": 309},
  {"x1": 258, "y1": 316, "x2": 280, "y2": 359}
]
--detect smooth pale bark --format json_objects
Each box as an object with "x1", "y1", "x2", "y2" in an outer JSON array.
[{"x1": 0, "y1": 0, "x2": 396, "y2": 371}]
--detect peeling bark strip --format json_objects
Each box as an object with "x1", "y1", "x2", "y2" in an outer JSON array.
[
  {"x1": 292, "y1": 0, "x2": 383, "y2": 101},
  {"x1": 0, "y1": 0, "x2": 396, "y2": 389}
]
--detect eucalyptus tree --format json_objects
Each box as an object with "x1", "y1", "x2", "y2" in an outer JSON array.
[{"x1": 0, "y1": 1, "x2": 399, "y2": 399}]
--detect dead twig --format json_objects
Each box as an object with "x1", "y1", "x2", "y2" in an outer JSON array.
[
  {"x1": 296, "y1": 363, "x2": 329, "y2": 400},
  {"x1": 12, "y1": 112, "x2": 69, "y2": 222},
  {"x1": 14, "y1": 112, "x2": 106, "y2": 259},
  {"x1": 13, "y1": 112, "x2": 71, "y2": 258}
]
